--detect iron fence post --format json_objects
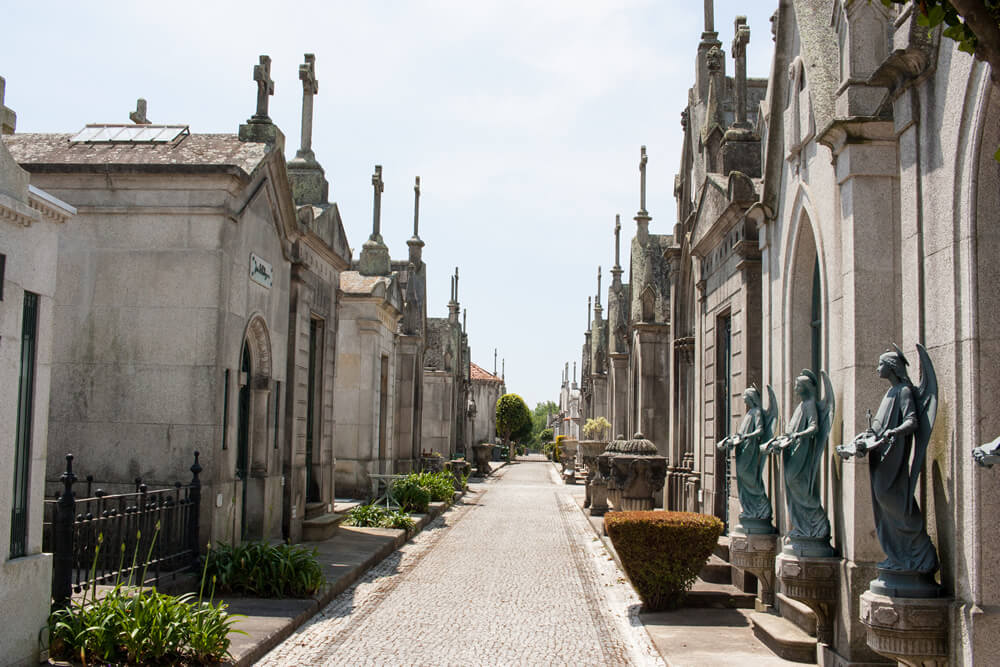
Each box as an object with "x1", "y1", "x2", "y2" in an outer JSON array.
[
  {"x1": 51, "y1": 453, "x2": 77, "y2": 610},
  {"x1": 188, "y1": 450, "x2": 202, "y2": 568}
]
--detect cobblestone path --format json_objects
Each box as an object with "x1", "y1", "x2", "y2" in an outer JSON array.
[{"x1": 258, "y1": 459, "x2": 663, "y2": 666}]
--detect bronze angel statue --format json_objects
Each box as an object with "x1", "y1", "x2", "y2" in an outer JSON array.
[
  {"x1": 837, "y1": 345, "x2": 939, "y2": 579},
  {"x1": 718, "y1": 385, "x2": 778, "y2": 533},
  {"x1": 763, "y1": 369, "x2": 835, "y2": 554}
]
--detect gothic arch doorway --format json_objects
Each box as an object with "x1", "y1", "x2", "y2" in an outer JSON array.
[
  {"x1": 788, "y1": 212, "x2": 822, "y2": 382},
  {"x1": 237, "y1": 315, "x2": 272, "y2": 541}
]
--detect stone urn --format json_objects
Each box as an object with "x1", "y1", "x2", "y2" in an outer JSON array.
[
  {"x1": 577, "y1": 440, "x2": 608, "y2": 507},
  {"x1": 604, "y1": 433, "x2": 667, "y2": 511},
  {"x1": 444, "y1": 459, "x2": 470, "y2": 491},
  {"x1": 420, "y1": 454, "x2": 444, "y2": 473},
  {"x1": 471, "y1": 444, "x2": 493, "y2": 477},
  {"x1": 559, "y1": 438, "x2": 580, "y2": 484}
]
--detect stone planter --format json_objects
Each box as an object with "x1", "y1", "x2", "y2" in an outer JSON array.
[
  {"x1": 578, "y1": 440, "x2": 607, "y2": 507},
  {"x1": 444, "y1": 459, "x2": 470, "y2": 490},
  {"x1": 559, "y1": 438, "x2": 579, "y2": 483},
  {"x1": 603, "y1": 434, "x2": 667, "y2": 511},
  {"x1": 471, "y1": 444, "x2": 493, "y2": 477},
  {"x1": 420, "y1": 455, "x2": 444, "y2": 473}
]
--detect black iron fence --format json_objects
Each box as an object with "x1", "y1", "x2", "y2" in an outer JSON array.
[{"x1": 45, "y1": 451, "x2": 202, "y2": 609}]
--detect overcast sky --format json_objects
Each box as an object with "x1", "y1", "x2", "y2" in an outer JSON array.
[{"x1": 2, "y1": 0, "x2": 776, "y2": 409}]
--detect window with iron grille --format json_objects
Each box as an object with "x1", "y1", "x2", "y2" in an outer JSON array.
[{"x1": 11, "y1": 291, "x2": 38, "y2": 558}]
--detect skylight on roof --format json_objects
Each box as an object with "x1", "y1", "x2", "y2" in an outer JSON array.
[{"x1": 70, "y1": 124, "x2": 189, "y2": 144}]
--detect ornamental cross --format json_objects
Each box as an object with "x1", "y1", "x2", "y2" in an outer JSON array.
[
  {"x1": 596, "y1": 266, "x2": 602, "y2": 306},
  {"x1": 614, "y1": 214, "x2": 622, "y2": 268},
  {"x1": 129, "y1": 98, "x2": 150, "y2": 124},
  {"x1": 253, "y1": 55, "x2": 275, "y2": 121},
  {"x1": 732, "y1": 17, "x2": 751, "y2": 128},
  {"x1": 298, "y1": 54, "x2": 318, "y2": 156},
  {"x1": 371, "y1": 165, "x2": 384, "y2": 237}
]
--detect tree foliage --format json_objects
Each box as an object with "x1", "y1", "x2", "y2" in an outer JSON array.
[
  {"x1": 496, "y1": 393, "x2": 532, "y2": 462},
  {"x1": 539, "y1": 427, "x2": 554, "y2": 444}
]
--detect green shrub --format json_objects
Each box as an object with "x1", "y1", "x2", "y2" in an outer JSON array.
[
  {"x1": 605, "y1": 511, "x2": 724, "y2": 611},
  {"x1": 48, "y1": 532, "x2": 242, "y2": 664},
  {"x1": 345, "y1": 504, "x2": 415, "y2": 530},
  {"x1": 411, "y1": 471, "x2": 456, "y2": 502},
  {"x1": 391, "y1": 476, "x2": 431, "y2": 513},
  {"x1": 205, "y1": 541, "x2": 325, "y2": 598}
]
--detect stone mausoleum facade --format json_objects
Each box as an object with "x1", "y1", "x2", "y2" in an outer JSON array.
[{"x1": 562, "y1": 2, "x2": 1000, "y2": 664}]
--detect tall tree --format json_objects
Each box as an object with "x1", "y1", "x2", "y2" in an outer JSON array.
[{"x1": 496, "y1": 393, "x2": 531, "y2": 463}]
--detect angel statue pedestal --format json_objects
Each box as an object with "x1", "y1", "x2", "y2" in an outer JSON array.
[
  {"x1": 765, "y1": 369, "x2": 840, "y2": 645},
  {"x1": 837, "y1": 345, "x2": 951, "y2": 666},
  {"x1": 721, "y1": 385, "x2": 780, "y2": 610}
]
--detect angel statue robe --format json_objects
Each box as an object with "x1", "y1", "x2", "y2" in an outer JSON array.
[
  {"x1": 869, "y1": 382, "x2": 939, "y2": 573},
  {"x1": 782, "y1": 398, "x2": 831, "y2": 539},
  {"x1": 735, "y1": 407, "x2": 772, "y2": 522}
]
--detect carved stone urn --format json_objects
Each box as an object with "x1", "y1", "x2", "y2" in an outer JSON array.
[
  {"x1": 775, "y1": 551, "x2": 840, "y2": 645},
  {"x1": 444, "y1": 459, "x2": 470, "y2": 491},
  {"x1": 559, "y1": 438, "x2": 580, "y2": 484},
  {"x1": 471, "y1": 444, "x2": 492, "y2": 477},
  {"x1": 604, "y1": 433, "x2": 667, "y2": 512},
  {"x1": 578, "y1": 440, "x2": 608, "y2": 507},
  {"x1": 860, "y1": 590, "x2": 950, "y2": 667}
]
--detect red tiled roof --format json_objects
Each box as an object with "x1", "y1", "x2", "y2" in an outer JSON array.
[{"x1": 470, "y1": 362, "x2": 502, "y2": 383}]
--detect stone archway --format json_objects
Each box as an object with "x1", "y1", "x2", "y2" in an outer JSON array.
[{"x1": 238, "y1": 314, "x2": 272, "y2": 541}]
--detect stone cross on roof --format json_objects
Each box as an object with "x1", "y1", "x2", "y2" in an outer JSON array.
[
  {"x1": 371, "y1": 164, "x2": 384, "y2": 238},
  {"x1": 704, "y1": 0, "x2": 714, "y2": 33},
  {"x1": 297, "y1": 54, "x2": 318, "y2": 159},
  {"x1": 454, "y1": 267, "x2": 460, "y2": 301},
  {"x1": 588, "y1": 296, "x2": 592, "y2": 327},
  {"x1": 732, "y1": 17, "x2": 751, "y2": 129},
  {"x1": 494, "y1": 348, "x2": 498, "y2": 375},
  {"x1": 412, "y1": 176, "x2": 421, "y2": 238},
  {"x1": 252, "y1": 55, "x2": 275, "y2": 123},
  {"x1": 129, "y1": 98, "x2": 150, "y2": 125},
  {"x1": 638, "y1": 145, "x2": 648, "y2": 216},
  {"x1": 0, "y1": 76, "x2": 17, "y2": 135}
]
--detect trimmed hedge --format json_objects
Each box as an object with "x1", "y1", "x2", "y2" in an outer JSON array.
[{"x1": 605, "y1": 511, "x2": 724, "y2": 611}]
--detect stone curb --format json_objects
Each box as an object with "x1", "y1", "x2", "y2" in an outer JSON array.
[{"x1": 226, "y1": 493, "x2": 462, "y2": 667}]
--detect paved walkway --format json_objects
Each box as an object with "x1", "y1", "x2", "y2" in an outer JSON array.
[{"x1": 259, "y1": 459, "x2": 663, "y2": 666}]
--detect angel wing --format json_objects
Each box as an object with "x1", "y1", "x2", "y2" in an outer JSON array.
[
  {"x1": 910, "y1": 344, "x2": 938, "y2": 495},
  {"x1": 763, "y1": 384, "x2": 778, "y2": 444},
  {"x1": 817, "y1": 370, "x2": 836, "y2": 451}
]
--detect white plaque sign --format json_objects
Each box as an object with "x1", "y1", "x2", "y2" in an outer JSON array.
[{"x1": 250, "y1": 253, "x2": 273, "y2": 288}]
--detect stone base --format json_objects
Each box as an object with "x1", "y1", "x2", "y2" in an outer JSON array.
[
  {"x1": 730, "y1": 531, "x2": 778, "y2": 608},
  {"x1": 238, "y1": 121, "x2": 285, "y2": 149},
  {"x1": 617, "y1": 497, "x2": 654, "y2": 511},
  {"x1": 860, "y1": 591, "x2": 950, "y2": 666},
  {"x1": 783, "y1": 535, "x2": 837, "y2": 558},
  {"x1": 589, "y1": 478, "x2": 608, "y2": 516},
  {"x1": 738, "y1": 516, "x2": 777, "y2": 535},
  {"x1": 869, "y1": 569, "x2": 943, "y2": 599},
  {"x1": 777, "y1": 552, "x2": 840, "y2": 645}
]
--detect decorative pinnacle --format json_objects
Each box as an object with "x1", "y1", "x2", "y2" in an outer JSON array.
[
  {"x1": 371, "y1": 165, "x2": 384, "y2": 239},
  {"x1": 614, "y1": 215, "x2": 622, "y2": 269},
  {"x1": 588, "y1": 296, "x2": 592, "y2": 328},
  {"x1": 412, "y1": 176, "x2": 421, "y2": 238},
  {"x1": 638, "y1": 146, "x2": 648, "y2": 216},
  {"x1": 596, "y1": 266, "x2": 602, "y2": 307}
]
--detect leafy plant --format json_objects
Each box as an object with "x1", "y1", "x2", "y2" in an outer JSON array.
[
  {"x1": 411, "y1": 471, "x2": 457, "y2": 502},
  {"x1": 496, "y1": 393, "x2": 532, "y2": 462},
  {"x1": 605, "y1": 511, "x2": 724, "y2": 611},
  {"x1": 539, "y1": 427, "x2": 554, "y2": 444},
  {"x1": 583, "y1": 416, "x2": 612, "y2": 441},
  {"x1": 345, "y1": 503, "x2": 415, "y2": 530},
  {"x1": 204, "y1": 541, "x2": 325, "y2": 598},
  {"x1": 47, "y1": 528, "x2": 242, "y2": 664},
  {"x1": 391, "y1": 476, "x2": 432, "y2": 513}
]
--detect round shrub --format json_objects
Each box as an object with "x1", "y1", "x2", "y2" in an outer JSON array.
[{"x1": 605, "y1": 511, "x2": 724, "y2": 611}]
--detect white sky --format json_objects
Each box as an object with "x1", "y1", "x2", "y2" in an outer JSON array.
[{"x1": 2, "y1": 0, "x2": 777, "y2": 409}]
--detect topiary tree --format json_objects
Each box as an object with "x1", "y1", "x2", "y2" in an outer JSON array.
[
  {"x1": 496, "y1": 393, "x2": 531, "y2": 463},
  {"x1": 539, "y1": 428, "x2": 554, "y2": 445}
]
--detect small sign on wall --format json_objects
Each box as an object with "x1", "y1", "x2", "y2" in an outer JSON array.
[{"x1": 250, "y1": 253, "x2": 273, "y2": 288}]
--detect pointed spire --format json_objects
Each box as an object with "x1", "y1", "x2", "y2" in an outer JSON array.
[{"x1": 412, "y1": 176, "x2": 421, "y2": 239}]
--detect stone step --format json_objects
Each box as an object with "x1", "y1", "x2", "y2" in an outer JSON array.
[
  {"x1": 304, "y1": 501, "x2": 329, "y2": 521},
  {"x1": 713, "y1": 535, "x2": 731, "y2": 562},
  {"x1": 699, "y1": 554, "x2": 733, "y2": 585},
  {"x1": 776, "y1": 593, "x2": 817, "y2": 637},
  {"x1": 750, "y1": 610, "x2": 818, "y2": 663},
  {"x1": 302, "y1": 512, "x2": 346, "y2": 542},
  {"x1": 683, "y1": 578, "x2": 756, "y2": 609}
]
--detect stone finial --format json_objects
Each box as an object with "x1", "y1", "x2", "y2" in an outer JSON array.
[
  {"x1": 412, "y1": 176, "x2": 421, "y2": 238},
  {"x1": 638, "y1": 145, "x2": 648, "y2": 215},
  {"x1": 596, "y1": 266, "x2": 602, "y2": 307},
  {"x1": 371, "y1": 165, "x2": 384, "y2": 239},
  {"x1": 454, "y1": 267, "x2": 460, "y2": 301},
  {"x1": 297, "y1": 54, "x2": 318, "y2": 160},
  {"x1": 463, "y1": 308, "x2": 467, "y2": 333},
  {"x1": 494, "y1": 348, "x2": 498, "y2": 375},
  {"x1": 588, "y1": 296, "x2": 592, "y2": 328},
  {"x1": 731, "y1": 17, "x2": 751, "y2": 130},
  {"x1": 1, "y1": 76, "x2": 17, "y2": 135},
  {"x1": 129, "y1": 98, "x2": 151, "y2": 125},
  {"x1": 573, "y1": 361, "x2": 577, "y2": 385},
  {"x1": 704, "y1": 0, "x2": 715, "y2": 33},
  {"x1": 251, "y1": 55, "x2": 275, "y2": 123}
]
